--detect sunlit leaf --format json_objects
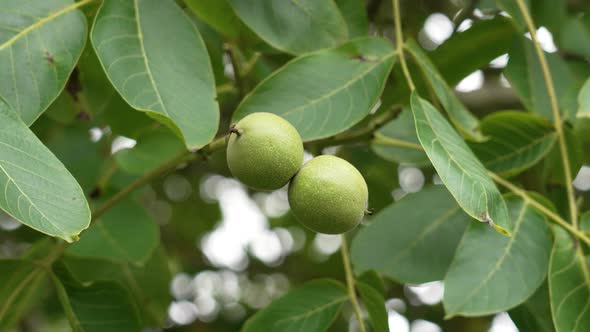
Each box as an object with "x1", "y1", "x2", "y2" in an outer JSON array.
[
  {"x1": 91, "y1": 0, "x2": 219, "y2": 149},
  {"x1": 233, "y1": 37, "x2": 396, "y2": 141},
  {"x1": 410, "y1": 93, "x2": 511, "y2": 235},
  {"x1": 0, "y1": 0, "x2": 87, "y2": 124},
  {"x1": 227, "y1": 0, "x2": 348, "y2": 54},
  {"x1": 0, "y1": 101, "x2": 90, "y2": 242}
]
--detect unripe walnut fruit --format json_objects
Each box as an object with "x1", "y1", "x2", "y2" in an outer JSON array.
[
  {"x1": 226, "y1": 112, "x2": 304, "y2": 191},
  {"x1": 288, "y1": 155, "x2": 369, "y2": 234}
]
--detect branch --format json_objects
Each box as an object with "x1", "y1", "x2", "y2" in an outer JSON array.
[
  {"x1": 514, "y1": 0, "x2": 578, "y2": 227},
  {"x1": 91, "y1": 137, "x2": 226, "y2": 221},
  {"x1": 341, "y1": 236, "x2": 366, "y2": 332}
]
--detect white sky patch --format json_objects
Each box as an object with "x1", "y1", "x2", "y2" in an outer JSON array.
[
  {"x1": 525, "y1": 26, "x2": 557, "y2": 53},
  {"x1": 399, "y1": 167, "x2": 425, "y2": 193},
  {"x1": 490, "y1": 54, "x2": 509, "y2": 68},
  {"x1": 573, "y1": 165, "x2": 590, "y2": 191},
  {"x1": 406, "y1": 281, "x2": 444, "y2": 305},
  {"x1": 388, "y1": 311, "x2": 410, "y2": 332},
  {"x1": 455, "y1": 70, "x2": 484, "y2": 93},
  {"x1": 489, "y1": 312, "x2": 519, "y2": 332},
  {"x1": 456, "y1": 18, "x2": 473, "y2": 32},
  {"x1": 313, "y1": 234, "x2": 342, "y2": 256},
  {"x1": 168, "y1": 300, "x2": 198, "y2": 325},
  {"x1": 423, "y1": 13, "x2": 454, "y2": 45},
  {"x1": 111, "y1": 136, "x2": 137, "y2": 154}
]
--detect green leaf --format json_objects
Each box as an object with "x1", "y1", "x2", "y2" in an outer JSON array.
[
  {"x1": 63, "y1": 248, "x2": 172, "y2": 327},
  {"x1": 560, "y1": 14, "x2": 590, "y2": 59},
  {"x1": 405, "y1": 40, "x2": 484, "y2": 141},
  {"x1": 233, "y1": 37, "x2": 396, "y2": 141},
  {"x1": 548, "y1": 226, "x2": 590, "y2": 332},
  {"x1": 185, "y1": 0, "x2": 243, "y2": 39},
  {"x1": 371, "y1": 108, "x2": 429, "y2": 165},
  {"x1": 357, "y1": 282, "x2": 389, "y2": 332},
  {"x1": 115, "y1": 128, "x2": 185, "y2": 175},
  {"x1": 0, "y1": 0, "x2": 87, "y2": 125},
  {"x1": 351, "y1": 186, "x2": 470, "y2": 283},
  {"x1": 577, "y1": 77, "x2": 590, "y2": 119},
  {"x1": 443, "y1": 195, "x2": 552, "y2": 317},
  {"x1": 242, "y1": 279, "x2": 348, "y2": 332},
  {"x1": 0, "y1": 102, "x2": 90, "y2": 242},
  {"x1": 496, "y1": 0, "x2": 529, "y2": 30},
  {"x1": 91, "y1": 0, "x2": 219, "y2": 149},
  {"x1": 509, "y1": 282, "x2": 556, "y2": 332},
  {"x1": 469, "y1": 111, "x2": 557, "y2": 176},
  {"x1": 432, "y1": 16, "x2": 515, "y2": 86},
  {"x1": 505, "y1": 36, "x2": 577, "y2": 121},
  {"x1": 53, "y1": 265, "x2": 142, "y2": 332},
  {"x1": 410, "y1": 93, "x2": 511, "y2": 235},
  {"x1": 335, "y1": 0, "x2": 369, "y2": 38},
  {"x1": 227, "y1": 0, "x2": 348, "y2": 54},
  {"x1": 67, "y1": 198, "x2": 159, "y2": 265},
  {"x1": 0, "y1": 259, "x2": 48, "y2": 328}
]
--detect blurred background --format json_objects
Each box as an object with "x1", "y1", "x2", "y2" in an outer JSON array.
[{"x1": 2, "y1": 0, "x2": 590, "y2": 331}]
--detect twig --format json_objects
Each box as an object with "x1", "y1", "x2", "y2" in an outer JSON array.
[
  {"x1": 341, "y1": 236, "x2": 366, "y2": 332},
  {"x1": 393, "y1": 0, "x2": 415, "y2": 91},
  {"x1": 513, "y1": 0, "x2": 578, "y2": 227},
  {"x1": 489, "y1": 172, "x2": 590, "y2": 245}
]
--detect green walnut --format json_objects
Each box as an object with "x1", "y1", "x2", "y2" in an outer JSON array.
[
  {"x1": 227, "y1": 112, "x2": 304, "y2": 191},
  {"x1": 288, "y1": 155, "x2": 369, "y2": 234}
]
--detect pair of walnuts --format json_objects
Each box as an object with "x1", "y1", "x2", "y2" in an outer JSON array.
[{"x1": 226, "y1": 113, "x2": 369, "y2": 234}]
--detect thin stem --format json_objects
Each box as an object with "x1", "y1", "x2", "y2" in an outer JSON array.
[
  {"x1": 514, "y1": 0, "x2": 578, "y2": 227},
  {"x1": 91, "y1": 137, "x2": 227, "y2": 221},
  {"x1": 341, "y1": 236, "x2": 366, "y2": 332},
  {"x1": 489, "y1": 172, "x2": 590, "y2": 246},
  {"x1": 372, "y1": 133, "x2": 424, "y2": 150},
  {"x1": 393, "y1": 0, "x2": 415, "y2": 91}
]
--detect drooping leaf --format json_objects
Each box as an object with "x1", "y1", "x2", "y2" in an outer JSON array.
[
  {"x1": 0, "y1": 0, "x2": 87, "y2": 125},
  {"x1": 432, "y1": 16, "x2": 515, "y2": 86},
  {"x1": 505, "y1": 36, "x2": 577, "y2": 121},
  {"x1": 67, "y1": 198, "x2": 159, "y2": 265},
  {"x1": 91, "y1": 0, "x2": 219, "y2": 149},
  {"x1": 115, "y1": 128, "x2": 185, "y2": 175},
  {"x1": 443, "y1": 195, "x2": 552, "y2": 317},
  {"x1": 357, "y1": 282, "x2": 389, "y2": 332},
  {"x1": 371, "y1": 108, "x2": 429, "y2": 165},
  {"x1": 53, "y1": 264, "x2": 142, "y2": 332},
  {"x1": 509, "y1": 282, "x2": 556, "y2": 332},
  {"x1": 351, "y1": 186, "x2": 470, "y2": 283},
  {"x1": 335, "y1": 0, "x2": 369, "y2": 38},
  {"x1": 63, "y1": 248, "x2": 172, "y2": 328},
  {"x1": 227, "y1": 0, "x2": 348, "y2": 54},
  {"x1": 577, "y1": 77, "x2": 590, "y2": 119},
  {"x1": 0, "y1": 102, "x2": 90, "y2": 242},
  {"x1": 405, "y1": 40, "x2": 484, "y2": 141},
  {"x1": 469, "y1": 111, "x2": 556, "y2": 176},
  {"x1": 233, "y1": 37, "x2": 396, "y2": 141},
  {"x1": 410, "y1": 93, "x2": 511, "y2": 235},
  {"x1": 548, "y1": 226, "x2": 590, "y2": 332},
  {"x1": 242, "y1": 279, "x2": 348, "y2": 332}
]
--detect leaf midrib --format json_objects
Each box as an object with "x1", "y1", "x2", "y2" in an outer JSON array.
[{"x1": 0, "y1": 0, "x2": 89, "y2": 51}]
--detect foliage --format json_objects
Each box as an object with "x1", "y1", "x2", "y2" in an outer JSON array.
[{"x1": 0, "y1": 0, "x2": 589, "y2": 331}]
